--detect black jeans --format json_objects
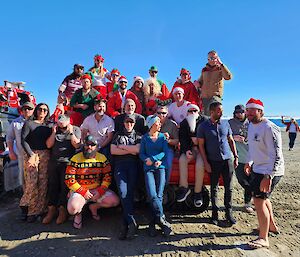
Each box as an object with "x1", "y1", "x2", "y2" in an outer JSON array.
[
  {"x1": 47, "y1": 161, "x2": 69, "y2": 207},
  {"x1": 235, "y1": 162, "x2": 252, "y2": 205},
  {"x1": 289, "y1": 132, "x2": 297, "y2": 149},
  {"x1": 209, "y1": 159, "x2": 233, "y2": 211}
]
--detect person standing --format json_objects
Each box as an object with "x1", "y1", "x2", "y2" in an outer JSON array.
[
  {"x1": 228, "y1": 104, "x2": 253, "y2": 213},
  {"x1": 42, "y1": 114, "x2": 81, "y2": 225},
  {"x1": 245, "y1": 98, "x2": 284, "y2": 249},
  {"x1": 198, "y1": 101, "x2": 238, "y2": 225},
  {"x1": 20, "y1": 103, "x2": 52, "y2": 222},
  {"x1": 140, "y1": 115, "x2": 172, "y2": 236},
  {"x1": 281, "y1": 116, "x2": 299, "y2": 151},
  {"x1": 194, "y1": 50, "x2": 232, "y2": 116}
]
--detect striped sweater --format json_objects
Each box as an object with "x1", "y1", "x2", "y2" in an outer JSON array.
[{"x1": 65, "y1": 152, "x2": 112, "y2": 197}]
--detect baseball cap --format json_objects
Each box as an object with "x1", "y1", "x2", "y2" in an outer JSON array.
[
  {"x1": 21, "y1": 101, "x2": 35, "y2": 109},
  {"x1": 57, "y1": 114, "x2": 70, "y2": 123},
  {"x1": 149, "y1": 66, "x2": 158, "y2": 72},
  {"x1": 84, "y1": 135, "x2": 98, "y2": 146},
  {"x1": 124, "y1": 114, "x2": 136, "y2": 123},
  {"x1": 234, "y1": 104, "x2": 246, "y2": 113}
]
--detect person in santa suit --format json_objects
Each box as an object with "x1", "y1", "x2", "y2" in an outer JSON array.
[
  {"x1": 87, "y1": 54, "x2": 110, "y2": 94},
  {"x1": 107, "y1": 76, "x2": 142, "y2": 118},
  {"x1": 129, "y1": 76, "x2": 145, "y2": 113},
  {"x1": 106, "y1": 68, "x2": 121, "y2": 99},
  {"x1": 170, "y1": 68, "x2": 200, "y2": 107},
  {"x1": 148, "y1": 66, "x2": 170, "y2": 99},
  {"x1": 143, "y1": 78, "x2": 172, "y2": 116}
]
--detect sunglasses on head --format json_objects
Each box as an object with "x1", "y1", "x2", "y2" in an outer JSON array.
[
  {"x1": 38, "y1": 107, "x2": 48, "y2": 112},
  {"x1": 157, "y1": 111, "x2": 167, "y2": 115},
  {"x1": 188, "y1": 109, "x2": 198, "y2": 113}
]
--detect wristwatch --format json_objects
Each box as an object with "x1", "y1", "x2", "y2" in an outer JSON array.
[{"x1": 264, "y1": 174, "x2": 273, "y2": 180}]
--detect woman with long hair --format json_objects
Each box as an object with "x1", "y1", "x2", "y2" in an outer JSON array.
[{"x1": 20, "y1": 103, "x2": 52, "y2": 222}]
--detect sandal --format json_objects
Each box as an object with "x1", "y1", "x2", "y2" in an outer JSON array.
[
  {"x1": 89, "y1": 204, "x2": 100, "y2": 221},
  {"x1": 73, "y1": 213, "x2": 82, "y2": 229},
  {"x1": 248, "y1": 238, "x2": 269, "y2": 249}
]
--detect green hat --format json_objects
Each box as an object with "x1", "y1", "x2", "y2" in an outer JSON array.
[{"x1": 149, "y1": 66, "x2": 158, "y2": 72}]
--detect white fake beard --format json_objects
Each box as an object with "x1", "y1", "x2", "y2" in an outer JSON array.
[
  {"x1": 186, "y1": 113, "x2": 199, "y2": 133},
  {"x1": 97, "y1": 110, "x2": 105, "y2": 116}
]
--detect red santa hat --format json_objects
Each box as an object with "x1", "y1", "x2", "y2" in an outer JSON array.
[
  {"x1": 246, "y1": 98, "x2": 264, "y2": 111},
  {"x1": 172, "y1": 87, "x2": 184, "y2": 95},
  {"x1": 187, "y1": 102, "x2": 200, "y2": 112},
  {"x1": 111, "y1": 68, "x2": 120, "y2": 76},
  {"x1": 118, "y1": 76, "x2": 128, "y2": 83},
  {"x1": 81, "y1": 74, "x2": 92, "y2": 83},
  {"x1": 134, "y1": 76, "x2": 144, "y2": 84},
  {"x1": 94, "y1": 54, "x2": 105, "y2": 62}
]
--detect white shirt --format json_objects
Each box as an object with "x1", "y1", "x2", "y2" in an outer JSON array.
[
  {"x1": 81, "y1": 113, "x2": 114, "y2": 147},
  {"x1": 247, "y1": 119, "x2": 284, "y2": 176},
  {"x1": 168, "y1": 100, "x2": 190, "y2": 125}
]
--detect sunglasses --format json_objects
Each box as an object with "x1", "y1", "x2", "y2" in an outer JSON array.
[
  {"x1": 188, "y1": 109, "x2": 198, "y2": 113},
  {"x1": 119, "y1": 81, "x2": 127, "y2": 84},
  {"x1": 235, "y1": 110, "x2": 245, "y2": 114},
  {"x1": 208, "y1": 57, "x2": 217, "y2": 61},
  {"x1": 85, "y1": 142, "x2": 97, "y2": 147},
  {"x1": 38, "y1": 107, "x2": 48, "y2": 112},
  {"x1": 23, "y1": 107, "x2": 34, "y2": 111},
  {"x1": 157, "y1": 111, "x2": 167, "y2": 115},
  {"x1": 111, "y1": 74, "x2": 119, "y2": 77},
  {"x1": 125, "y1": 120, "x2": 135, "y2": 124},
  {"x1": 150, "y1": 71, "x2": 158, "y2": 74}
]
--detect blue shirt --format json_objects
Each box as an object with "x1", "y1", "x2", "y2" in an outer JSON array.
[
  {"x1": 139, "y1": 132, "x2": 169, "y2": 171},
  {"x1": 197, "y1": 119, "x2": 233, "y2": 161}
]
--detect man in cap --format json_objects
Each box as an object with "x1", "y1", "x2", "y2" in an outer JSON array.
[
  {"x1": 58, "y1": 63, "x2": 84, "y2": 103},
  {"x1": 6, "y1": 101, "x2": 35, "y2": 198},
  {"x1": 130, "y1": 76, "x2": 145, "y2": 112},
  {"x1": 65, "y1": 135, "x2": 119, "y2": 229},
  {"x1": 81, "y1": 96, "x2": 115, "y2": 160},
  {"x1": 42, "y1": 114, "x2": 81, "y2": 225},
  {"x1": 148, "y1": 66, "x2": 170, "y2": 98},
  {"x1": 198, "y1": 101, "x2": 238, "y2": 226},
  {"x1": 228, "y1": 104, "x2": 253, "y2": 213},
  {"x1": 244, "y1": 98, "x2": 284, "y2": 249},
  {"x1": 114, "y1": 98, "x2": 147, "y2": 135},
  {"x1": 111, "y1": 113, "x2": 142, "y2": 240},
  {"x1": 177, "y1": 103, "x2": 206, "y2": 207},
  {"x1": 194, "y1": 50, "x2": 232, "y2": 116},
  {"x1": 171, "y1": 68, "x2": 200, "y2": 105},
  {"x1": 168, "y1": 87, "x2": 191, "y2": 124},
  {"x1": 107, "y1": 76, "x2": 142, "y2": 118}
]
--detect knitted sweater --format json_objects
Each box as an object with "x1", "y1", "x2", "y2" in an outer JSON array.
[{"x1": 65, "y1": 152, "x2": 112, "y2": 197}]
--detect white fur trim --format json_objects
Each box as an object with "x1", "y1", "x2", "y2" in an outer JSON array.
[{"x1": 246, "y1": 103, "x2": 264, "y2": 110}]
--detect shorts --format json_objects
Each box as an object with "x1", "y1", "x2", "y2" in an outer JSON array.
[
  {"x1": 69, "y1": 189, "x2": 115, "y2": 203},
  {"x1": 250, "y1": 172, "x2": 282, "y2": 199}
]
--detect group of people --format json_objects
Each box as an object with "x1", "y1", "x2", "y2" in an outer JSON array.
[{"x1": 6, "y1": 50, "x2": 285, "y2": 249}]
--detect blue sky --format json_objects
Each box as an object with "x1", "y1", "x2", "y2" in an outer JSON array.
[{"x1": 1, "y1": 0, "x2": 299, "y2": 117}]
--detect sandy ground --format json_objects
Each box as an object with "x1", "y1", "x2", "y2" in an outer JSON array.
[{"x1": 0, "y1": 130, "x2": 300, "y2": 257}]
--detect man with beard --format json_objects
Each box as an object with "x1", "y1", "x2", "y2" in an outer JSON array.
[
  {"x1": 198, "y1": 102, "x2": 238, "y2": 225},
  {"x1": 176, "y1": 104, "x2": 206, "y2": 207},
  {"x1": 244, "y1": 98, "x2": 284, "y2": 249},
  {"x1": 42, "y1": 114, "x2": 81, "y2": 225},
  {"x1": 81, "y1": 97, "x2": 114, "y2": 160},
  {"x1": 194, "y1": 50, "x2": 232, "y2": 116},
  {"x1": 148, "y1": 66, "x2": 170, "y2": 98},
  {"x1": 65, "y1": 135, "x2": 119, "y2": 229},
  {"x1": 107, "y1": 76, "x2": 142, "y2": 118},
  {"x1": 114, "y1": 98, "x2": 147, "y2": 135},
  {"x1": 228, "y1": 104, "x2": 254, "y2": 213},
  {"x1": 58, "y1": 64, "x2": 84, "y2": 103}
]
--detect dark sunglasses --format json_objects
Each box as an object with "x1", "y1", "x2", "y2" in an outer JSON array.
[
  {"x1": 85, "y1": 142, "x2": 97, "y2": 147},
  {"x1": 188, "y1": 109, "x2": 198, "y2": 113},
  {"x1": 124, "y1": 120, "x2": 135, "y2": 124},
  {"x1": 157, "y1": 111, "x2": 167, "y2": 115},
  {"x1": 235, "y1": 110, "x2": 245, "y2": 114},
  {"x1": 23, "y1": 107, "x2": 34, "y2": 111},
  {"x1": 38, "y1": 107, "x2": 48, "y2": 112},
  {"x1": 150, "y1": 71, "x2": 158, "y2": 74}
]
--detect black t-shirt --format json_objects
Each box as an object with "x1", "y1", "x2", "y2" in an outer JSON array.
[{"x1": 50, "y1": 126, "x2": 81, "y2": 162}]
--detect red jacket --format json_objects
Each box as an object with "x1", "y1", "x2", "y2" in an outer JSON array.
[
  {"x1": 171, "y1": 81, "x2": 200, "y2": 106},
  {"x1": 107, "y1": 90, "x2": 142, "y2": 118}
]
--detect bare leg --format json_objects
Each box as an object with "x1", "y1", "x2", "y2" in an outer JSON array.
[
  {"x1": 194, "y1": 154, "x2": 204, "y2": 193},
  {"x1": 253, "y1": 197, "x2": 270, "y2": 245},
  {"x1": 179, "y1": 154, "x2": 189, "y2": 188},
  {"x1": 265, "y1": 198, "x2": 279, "y2": 232}
]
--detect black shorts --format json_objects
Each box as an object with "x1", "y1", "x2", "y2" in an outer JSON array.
[{"x1": 250, "y1": 172, "x2": 282, "y2": 199}]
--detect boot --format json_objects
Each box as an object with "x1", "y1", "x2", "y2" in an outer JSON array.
[
  {"x1": 211, "y1": 209, "x2": 218, "y2": 225},
  {"x1": 20, "y1": 206, "x2": 28, "y2": 221},
  {"x1": 225, "y1": 209, "x2": 237, "y2": 225},
  {"x1": 42, "y1": 206, "x2": 57, "y2": 224},
  {"x1": 56, "y1": 206, "x2": 68, "y2": 224}
]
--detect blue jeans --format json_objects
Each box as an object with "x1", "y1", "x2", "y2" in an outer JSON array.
[
  {"x1": 165, "y1": 147, "x2": 174, "y2": 184},
  {"x1": 144, "y1": 168, "x2": 165, "y2": 221},
  {"x1": 114, "y1": 159, "x2": 139, "y2": 225},
  {"x1": 99, "y1": 144, "x2": 111, "y2": 162}
]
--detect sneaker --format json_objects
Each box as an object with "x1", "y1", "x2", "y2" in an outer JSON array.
[
  {"x1": 127, "y1": 223, "x2": 138, "y2": 240},
  {"x1": 193, "y1": 192, "x2": 203, "y2": 208},
  {"x1": 176, "y1": 187, "x2": 191, "y2": 202},
  {"x1": 225, "y1": 210, "x2": 237, "y2": 225},
  {"x1": 211, "y1": 210, "x2": 218, "y2": 225},
  {"x1": 244, "y1": 204, "x2": 255, "y2": 214},
  {"x1": 157, "y1": 216, "x2": 172, "y2": 236}
]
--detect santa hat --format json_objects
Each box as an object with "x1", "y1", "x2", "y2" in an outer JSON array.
[
  {"x1": 246, "y1": 98, "x2": 264, "y2": 111},
  {"x1": 94, "y1": 54, "x2": 105, "y2": 62},
  {"x1": 180, "y1": 68, "x2": 190, "y2": 75},
  {"x1": 134, "y1": 76, "x2": 144, "y2": 84},
  {"x1": 81, "y1": 74, "x2": 92, "y2": 83},
  {"x1": 118, "y1": 76, "x2": 128, "y2": 83},
  {"x1": 172, "y1": 87, "x2": 184, "y2": 95},
  {"x1": 187, "y1": 102, "x2": 200, "y2": 112},
  {"x1": 111, "y1": 68, "x2": 120, "y2": 76}
]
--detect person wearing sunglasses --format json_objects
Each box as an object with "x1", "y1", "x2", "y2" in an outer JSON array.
[
  {"x1": 228, "y1": 104, "x2": 253, "y2": 213},
  {"x1": 6, "y1": 101, "x2": 35, "y2": 214},
  {"x1": 106, "y1": 68, "x2": 121, "y2": 99},
  {"x1": 177, "y1": 104, "x2": 206, "y2": 207},
  {"x1": 87, "y1": 54, "x2": 110, "y2": 88},
  {"x1": 194, "y1": 50, "x2": 232, "y2": 116},
  {"x1": 20, "y1": 103, "x2": 52, "y2": 223},
  {"x1": 148, "y1": 66, "x2": 170, "y2": 99},
  {"x1": 65, "y1": 135, "x2": 119, "y2": 229},
  {"x1": 156, "y1": 105, "x2": 179, "y2": 184},
  {"x1": 111, "y1": 114, "x2": 141, "y2": 240}
]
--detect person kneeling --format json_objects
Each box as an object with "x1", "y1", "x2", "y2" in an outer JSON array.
[{"x1": 65, "y1": 135, "x2": 119, "y2": 229}]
